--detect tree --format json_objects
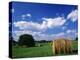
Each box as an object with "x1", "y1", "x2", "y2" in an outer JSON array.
[
  {"x1": 40, "y1": 40, "x2": 46, "y2": 43},
  {"x1": 18, "y1": 34, "x2": 35, "y2": 47},
  {"x1": 75, "y1": 37, "x2": 78, "y2": 41}
]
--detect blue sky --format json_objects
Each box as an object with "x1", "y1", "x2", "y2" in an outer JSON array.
[{"x1": 10, "y1": 2, "x2": 78, "y2": 41}]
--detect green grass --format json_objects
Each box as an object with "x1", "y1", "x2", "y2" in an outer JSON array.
[
  {"x1": 12, "y1": 43, "x2": 53, "y2": 58},
  {"x1": 12, "y1": 41, "x2": 78, "y2": 58},
  {"x1": 72, "y1": 41, "x2": 78, "y2": 50}
]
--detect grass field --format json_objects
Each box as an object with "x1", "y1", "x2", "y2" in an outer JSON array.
[{"x1": 12, "y1": 41, "x2": 78, "y2": 58}]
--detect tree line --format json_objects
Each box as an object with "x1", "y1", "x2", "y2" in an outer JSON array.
[{"x1": 9, "y1": 34, "x2": 78, "y2": 47}]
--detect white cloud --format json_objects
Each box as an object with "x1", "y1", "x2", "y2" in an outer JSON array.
[
  {"x1": 12, "y1": 9, "x2": 78, "y2": 41},
  {"x1": 36, "y1": 32, "x2": 65, "y2": 40},
  {"x1": 13, "y1": 29, "x2": 77, "y2": 41},
  {"x1": 13, "y1": 21, "x2": 47, "y2": 31},
  {"x1": 21, "y1": 15, "x2": 26, "y2": 20},
  {"x1": 66, "y1": 30, "x2": 71, "y2": 33},
  {"x1": 21, "y1": 13, "x2": 31, "y2": 18},
  {"x1": 55, "y1": 32, "x2": 64, "y2": 37},
  {"x1": 13, "y1": 16, "x2": 66, "y2": 31},
  {"x1": 42, "y1": 17, "x2": 66, "y2": 28},
  {"x1": 26, "y1": 13, "x2": 31, "y2": 17},
  {"x1": 13, "y1": 30, "x2": 65, "y2": 41},
  {"x1": 13, "y1": 21, "x2": 28, "y2": 29},
  {"x1": 13, "y1": 16, "x2": 66, "y2": 32},
  {"x1": 21, "y1": 13, "x2": 31, "y2": 20},
  {"x1": 54, "y1": 31, "x2": 77, "y2": 40},
  {"x1": 22, "y1": 15, "x2": 26, "y2": 18},
  {"x1": 13, "y1": 30, "x2": 42, "y2": 40},
  {"x1": 51, "y1": 32, "x2": 65, "y2": 39},
  {"x1": 35, "y1": 32, "x2": 65, "y2": 40},
  {"x1": 13, "y1": 30, "x2": 50, "y2": 40},
  {"x1": 66, "y1": 29, "x2": 77, "y2": 40},
  {"x1": 66, "y1": 29, "x2": 76, "y2": 34},
  {"x1": 67, "y1": 9, "x2": 78, "y2": 22},
  {"x1": 13, "y1": 30, "x2": 41, "y2": 36}
]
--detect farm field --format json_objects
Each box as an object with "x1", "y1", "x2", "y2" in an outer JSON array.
[{"x1": 12, "y1": 41, "x2": 78, "y2": 58}]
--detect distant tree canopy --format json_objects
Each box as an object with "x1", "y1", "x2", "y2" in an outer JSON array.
[
  {"x1": 40, "y1": 40, "x2": 46, "y2": 43},
  {"x1": 75, "y1": 37, "x2": 78, "y2": 41},
  {"x1": 18, "y1": 34, "x2": 35, "y2": 47},
  {"x1": 35, "y1": 40, "x2": 51, "y2": 43}
]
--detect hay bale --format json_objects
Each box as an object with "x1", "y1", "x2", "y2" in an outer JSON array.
[{"x1": 52, "y1": 38, "x2": 72, "y2": 54}]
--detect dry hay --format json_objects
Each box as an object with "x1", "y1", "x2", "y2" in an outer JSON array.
[{"x1": 52, "y1": 38, "x2": 72, "y2": 54}]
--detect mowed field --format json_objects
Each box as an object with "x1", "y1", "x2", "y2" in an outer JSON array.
[{"x1": 12, "y1": 41, "x2": 78, "y2": 58}]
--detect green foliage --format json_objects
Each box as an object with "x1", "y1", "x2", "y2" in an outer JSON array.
[{"x1": 18, "y1": 34, "x2": 35, "y2": 47}]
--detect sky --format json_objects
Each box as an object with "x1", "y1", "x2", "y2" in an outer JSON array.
[{"x1": 9, "y1": 1, "x2": 78, "y2": 41}]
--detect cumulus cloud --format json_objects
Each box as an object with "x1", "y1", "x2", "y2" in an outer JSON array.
[
  {"x1": 13, "y1": 21, "x2": 47, "y2": 31},
  {"x1": 67, "y1": 9, "x2": 78, "y2": 22},
  {"x1": 42, "y1": 17, "x2": 66, "y2": 28},
  {"x1": 13, "y1": 16, "x2": 66, "y2": 31}
]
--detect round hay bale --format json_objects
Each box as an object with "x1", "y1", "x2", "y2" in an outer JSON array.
[{"x1": 52, "y1": 38, "x2": 72, "y2": 54}]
